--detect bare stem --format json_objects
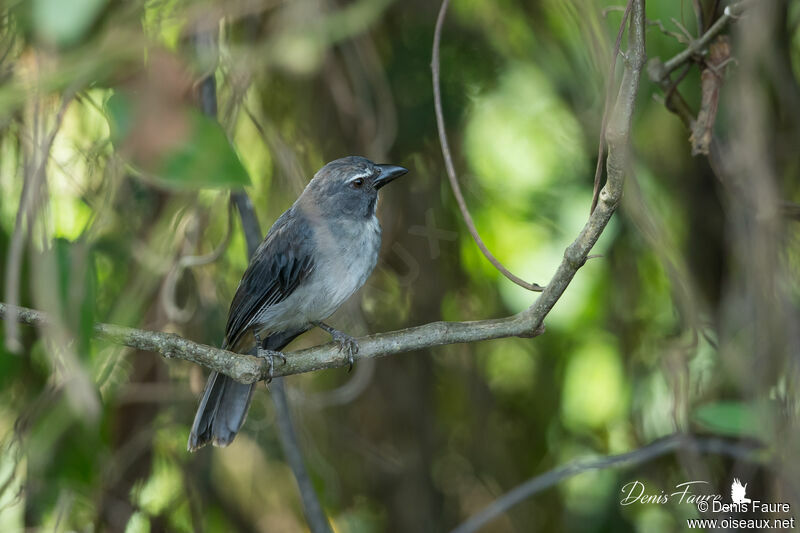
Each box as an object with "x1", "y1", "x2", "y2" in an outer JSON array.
[
  {"x1": 451, "y1": 433, "x2": 763, "y2": 533},
  {"x1": 591, "y1": 0, "x2": 633, "y2": 214},
  {"x1": 431, "y1": 0, "x2": 544, "y2": 292},
  {"x1": 650, "y1": 1, "x2": 745, "y2": 82}
]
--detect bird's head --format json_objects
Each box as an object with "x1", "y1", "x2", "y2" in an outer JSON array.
[{"x1": 301, "y1": 156, "x2": 408, "y2": 219}]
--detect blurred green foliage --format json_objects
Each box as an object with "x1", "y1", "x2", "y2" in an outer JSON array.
[
  {"x1": 106, "y1": 92, "x2": 252, "y2": 189},
  {"x1": 0, "y1": 0, "x2": 798, "y2": 532}
]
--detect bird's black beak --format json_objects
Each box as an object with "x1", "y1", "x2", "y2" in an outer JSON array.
[{"x1": 373, "y1": 164, "x2": 408, "y2": 190}]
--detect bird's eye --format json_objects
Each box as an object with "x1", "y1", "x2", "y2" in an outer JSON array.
[{"x1": 351, "y1": 178, "x2": 364, "y2": 189}]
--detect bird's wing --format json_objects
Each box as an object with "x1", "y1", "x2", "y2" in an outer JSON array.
[{"x1": 224, "y1": 211, "x2": 314, "y2": 351}]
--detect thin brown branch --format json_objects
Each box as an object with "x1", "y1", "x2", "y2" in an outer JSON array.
[
  {"x1": 690, "y1": 36, "x2": 730, "y2": 155},
  {"x1": 647, "y1": 17, "x2": 690, "y2": 45},
  {"x1": 669, "y1": 17, "x2": 695, "y2": 43},
  {"x1": 431, "y1": 0, "x2": 544, "y2": 292},
  {"x1": 591, "y1": 0, "x2": 633, "y2": 214},
  {"x1": 649, "y1": 1, "x2": 746, "y2": 83},
  {"x1": 0, "y1": 301, "x2": 544, "y2": 383},
  {"x1": 451, "y1": 433, "x2": 764, "y2": 533},
  {"x1": 0, "y1": 302, "x2": 266, "y2": 382}
]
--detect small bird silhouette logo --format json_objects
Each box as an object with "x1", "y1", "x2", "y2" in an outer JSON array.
[{"x1": 731, "y1": 478, "x2": 752, "y2": 504}]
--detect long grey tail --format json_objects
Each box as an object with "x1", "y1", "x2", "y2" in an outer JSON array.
[
  {"x1": 187, "y1": 329, "x2": 304, "y2": 452},
  {"x1": 187, "y1": 371, "x2": 255, "y2": 451}
]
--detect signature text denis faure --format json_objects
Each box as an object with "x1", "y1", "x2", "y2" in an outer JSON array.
[{"x1": 620, "y1": 481, "x2": 722, "y2": 506}]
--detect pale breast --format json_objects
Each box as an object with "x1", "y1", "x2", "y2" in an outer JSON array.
[
  {"x1": 303, "y1": 214, "x2": 381, "y2": 319},
  {"x1": 253, "y1": 215, "x2": 381, "y2": 334}
]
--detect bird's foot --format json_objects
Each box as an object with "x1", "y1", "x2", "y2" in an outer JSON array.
[
  {"x1": 257, "y1": 347, "x2": 287, "y2": 384},
  {"x1": 332, "y1": 332, "x2": 358, "y2": 372},
  {"x1": 254, "y1": 332, "x2": 286, "y2": 384},
  {"x1": 313, "y1": 322, "x2": 359, "y2": 372}
]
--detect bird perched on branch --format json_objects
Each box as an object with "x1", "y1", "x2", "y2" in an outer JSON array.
[{"x1": 188, "y1": 156, "x2": 408, "y2": 451}]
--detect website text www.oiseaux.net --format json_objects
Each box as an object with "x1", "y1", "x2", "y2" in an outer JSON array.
[{"x1": 687, "y1": 516, "x2": 795, "y2": 529}]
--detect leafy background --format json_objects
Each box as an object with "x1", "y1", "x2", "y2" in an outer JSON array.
[{"x1": 0, "y1": 0, "x2": 798, "y2": 531}]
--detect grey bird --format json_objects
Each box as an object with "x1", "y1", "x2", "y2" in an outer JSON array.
[{"x1": 188, "y1": 156, "x2": 408, "y2": 451}]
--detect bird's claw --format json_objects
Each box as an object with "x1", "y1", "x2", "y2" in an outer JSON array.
[
  {"x1": 256, "y1": 346, "x2": 287, "y2": 385},
  {"x1": 331, "y1": 331, "x2": 358, "y2": 372},
  {"x1": 313, "y1": 322, "x2": 359, "y2": 372},
  {"x1": 254, "y1": 331, "x2": 287, "y2": 385}
]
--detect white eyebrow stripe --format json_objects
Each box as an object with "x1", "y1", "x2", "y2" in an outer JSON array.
[{"x1": 348, "y1": 169, "x2": 372, "y2": 182}]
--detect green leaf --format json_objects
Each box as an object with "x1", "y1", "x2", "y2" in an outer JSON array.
[
  {"x1": 32, "y1": 0, "x2": 108, "y2": 47},
  {"x1": 105, "y1": 92, "x2": 134, "y2": 144},
  {"x1": 104, "y1": 92, "x2": 252, "y2": 189},
  {"x1": 692, "y1": 401, "x2": 761, "y2": 438},
  {"x1": 158, "y1": 110, "x2": 252, "y2": 189}
]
